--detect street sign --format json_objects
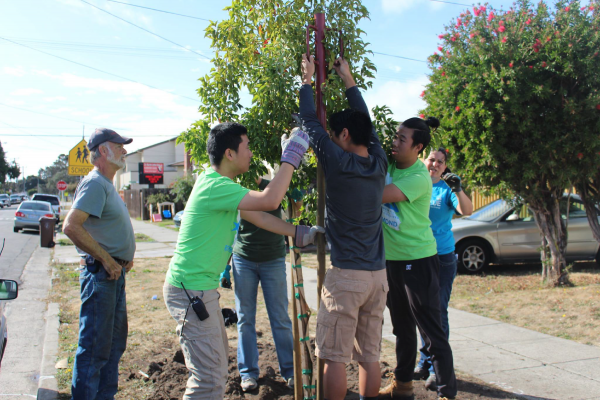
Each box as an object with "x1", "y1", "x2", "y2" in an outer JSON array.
[
  {"x1": 139, "y1": 162, "x2": 164, "y2": 185},
  {"x1": 68, "y1": 139, "x2": 93, "y2": 176},
  {"x1": 57, "y1": 181, "x2": 67, "y2": 191}
]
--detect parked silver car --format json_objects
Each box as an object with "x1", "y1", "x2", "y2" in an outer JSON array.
[
  {"x1": 452, "y1": 195, "x2": 600, "y2": 273},
  {"x1": 9, "y1": 195, "x2": 21, "y2": 205},
  {"x1": 0, "y1": 279, "x2": 18, "y2": 369},
  {"x1": 0, "y1": 195, "x2": 10, "y2": 208},
  {"x1": 173, "y1": 210, "x2": 184, "y2": 227},
  {"x1": 31, "y1": 194, "x2": 61, "y2": 223},
  {"x1": 13, "y1": 200, "x2": 56, "y2": 233}
]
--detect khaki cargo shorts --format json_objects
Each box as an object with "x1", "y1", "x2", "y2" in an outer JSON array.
[{"x1": 315, "y1": 266, "x2": 389, "y2": 363}]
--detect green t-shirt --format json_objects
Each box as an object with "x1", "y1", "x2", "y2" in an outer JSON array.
[
  {"x1": 233, "y1": 179, "x2": 286, "y2": 262},
  {"x1": 382, "y1": 160, "x2": 437, "y2": 261},
  {"x1": 166, "y1": 167, "x2": 249, "y2": 290}
]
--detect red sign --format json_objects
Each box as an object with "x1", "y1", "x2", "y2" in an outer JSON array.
[
  {"x1": 142, "y1": 163, "x2": 164, "y2": 174},
  {"x1": 57, "y1": 181, "x2": 67, "y2": 191}
]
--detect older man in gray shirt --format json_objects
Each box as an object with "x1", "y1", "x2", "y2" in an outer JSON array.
[{"x1": 63, "y1": 128, "x2": 135, "y2": 400}]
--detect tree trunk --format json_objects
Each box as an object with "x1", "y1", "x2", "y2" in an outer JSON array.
[
  {"x1": 530, "y1": 195, "x2": 571, "y2": 286},
  {"x1": 575, "y1": 180, "x2": 600, "y2": 244}
]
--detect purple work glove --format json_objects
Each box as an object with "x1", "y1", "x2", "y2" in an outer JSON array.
[
  {"x1": 281, "y1": 128, "x2": 309, "y2": 169},
  {"x1": 294, "y1": 225, "x2": 325, "y2": 248}
]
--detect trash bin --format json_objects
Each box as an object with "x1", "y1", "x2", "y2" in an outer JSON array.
[{"x1": 40, "y1": 217, "x2": 56, "y2": 248}]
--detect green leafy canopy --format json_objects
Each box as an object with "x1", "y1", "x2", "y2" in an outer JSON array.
[
  {"x1": 178, "y1": 0, "x2": 378, "y2": 192},
  {"x1": 423, "y1": 0, "x2": 600, "y2": 201}
]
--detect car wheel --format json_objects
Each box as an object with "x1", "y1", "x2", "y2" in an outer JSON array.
[
  {"x1": 13, "y1": 227, "x2": 20, "y2": 233},
  {"x1": 596, "y1": 248, "x2": 600, "y2": 266},
  {"x1": 456, "y1": 240, "x2": 491, "y2": 273}
]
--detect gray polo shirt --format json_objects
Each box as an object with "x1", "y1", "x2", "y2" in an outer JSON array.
[{"x1": 73, "y1": 169, "x2": 136, "y2": 261}]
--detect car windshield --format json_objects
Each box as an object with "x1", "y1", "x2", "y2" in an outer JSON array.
[
  {"x1": 20, "y1": 202, "x2": 51, "y2": 211},
  {"x1": 467, "y1": 199, "x2": 513, "y2": 222},
  {"x1": 0, "y1": 195, "x2": 8, "y2": 198},
  {"x1": 33, "y1": 195, "x2": 59, "y2": 205},
  {"x1": 10, "y1": 195, "x2": 19, "y2": 199}
]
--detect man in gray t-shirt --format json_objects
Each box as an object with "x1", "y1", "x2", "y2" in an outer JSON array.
[{"x1": 63, "y1": 127, "x2": 135, "y2": 400}]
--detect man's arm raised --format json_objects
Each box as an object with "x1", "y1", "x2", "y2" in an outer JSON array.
[{"x1": 238, "y1": 128, "x2": 309, "y2": 211}]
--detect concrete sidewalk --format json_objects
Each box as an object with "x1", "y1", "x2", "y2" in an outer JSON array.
[{"x1": 55, "y1": 218, "x2": 600, "y2": 399}]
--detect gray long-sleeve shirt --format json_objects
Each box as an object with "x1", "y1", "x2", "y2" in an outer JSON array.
[{"x1": 299, "y1": 84, "x2": 387, "y2": 271}]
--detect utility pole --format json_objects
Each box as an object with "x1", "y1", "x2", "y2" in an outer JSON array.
[{"x1": 22, "y1": 165, "x2": 25, "y2": 193}]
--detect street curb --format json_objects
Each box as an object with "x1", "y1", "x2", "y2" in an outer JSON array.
[{"x1": 37, "y1": 302, "x2": 59, "y2": 399}]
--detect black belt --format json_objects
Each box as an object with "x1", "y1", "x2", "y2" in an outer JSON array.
[{"x1": 80, "y1": 257, "x2": 130, "y2": 266}]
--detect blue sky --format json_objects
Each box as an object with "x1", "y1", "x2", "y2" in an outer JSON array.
[{"x1": 0, "y1": 0, "x2": 539, "y2": 176}]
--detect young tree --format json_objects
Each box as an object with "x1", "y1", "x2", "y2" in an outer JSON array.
[
  {"x1": 422, "y1": 0, "x2": 600, "y2": 285},
  {"x1": 178, "y1": 0, "x2": 375, "y2": 197}
]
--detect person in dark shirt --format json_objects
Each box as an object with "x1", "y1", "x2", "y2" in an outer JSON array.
[
  {"x1": 232, "y1": 177, "x2": 294, "y2": 392},
  {"x1": 300, "y1": 54, "x2": 387, "y2": 400}
]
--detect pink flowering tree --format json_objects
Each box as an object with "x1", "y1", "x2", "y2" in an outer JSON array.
[{"x1": 422, "y1": 0, "x2": 600, "y2": 285}]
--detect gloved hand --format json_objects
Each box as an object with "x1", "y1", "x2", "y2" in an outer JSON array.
[
  {"x1": 294, "y1": 225, "x2": 325, "y2": 248},
  {"x1": 281, "y1": 128, "x2": 309, "y2": 169},
  {"x1": 442, "y1": 173, "x2": 462, "y2": 193},
  {"x1": 220, "y1": 264, "x2": 232, "y2": 289}
]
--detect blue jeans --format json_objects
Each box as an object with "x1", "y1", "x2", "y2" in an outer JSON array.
[
  {"x1": 418, "y1": 252, "x2": 457, "y2": 374},
  {"x1": 72, "y1": 265, "x2": 128, "y2": 400},
  {"x1": 232, "y1": 254, "x2": 294, "y2": 381}
]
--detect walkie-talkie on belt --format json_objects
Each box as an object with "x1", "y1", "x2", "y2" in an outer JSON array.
[{"x1": 180, "y1": 282, "x2": 209, "y2": 321}]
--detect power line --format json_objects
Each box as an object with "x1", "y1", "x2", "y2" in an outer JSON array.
[
  {"x1": 372, "y1": 51, "x2": 427, "y2": 63},
  {"x1": 430, "y1": 0, "x2": 471, "y2": 6},
  {"x1": 106, "y1": 0, "x2": 211, "y2": 21},
  {"x1": 0, "y1": 102, "x2": 132, "y2": 130},
  {"x1": 0, "y1": 36, "x2": 211, "y2": 60},
  {"x1": 0, "y1": 133, "x2": 176, "y2": 138},
  {"x1": 80, "y1": 0, "x2": 211, "y2": 60},
  {"x1": 0, "y1": 36, "x2": 201, "y2": 103}
]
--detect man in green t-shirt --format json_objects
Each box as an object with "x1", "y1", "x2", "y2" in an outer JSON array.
[
  {"x1": 379, "y1": 117, "x2": 458, "y2": 400},
  {"x1": 163, "y1": 122, "x2": 323, "y2": 399}
]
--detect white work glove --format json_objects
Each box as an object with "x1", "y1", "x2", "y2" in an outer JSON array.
[
  {"x1": 294, "y1": 225, "x2": 325, "y2": 248},
  {"x1": 281, "y1": 127, "x2": 310, "y2": 169}
]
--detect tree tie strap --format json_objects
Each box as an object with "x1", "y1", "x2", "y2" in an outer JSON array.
[
  {"x1": 304, "y1": 396, "x2": 316, "y2": 400},
  {"x1": 302, "y1": 369, "x2": 312, "y2": 375},
  {"x1": 289, "y1": 245, "x2": 298, "y2": 249},
  {"x1": 292, "y1": 264, "x2": 302, "y2": 269},
  {"x1": 303, "y1": 385, "x2": 317, "y2": 390},
  {"x1": 294, "y1": 283, "x2": 303, "y2": 287},
  {"x1": 295, "y1": 293, "x2": 300, "y2": 299},
  {"x1": 297, "y1": 313, "x2": 308, "y2": 319},
  {"x1": 286, "y1": 218, "x2": 296, "y2": 223},
  {"x1": 299, "y1": 336, "x2": 310, "y2": 342}
]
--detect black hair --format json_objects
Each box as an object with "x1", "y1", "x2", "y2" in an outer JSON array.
[
  {"x1": 206, "y1": 122, "x2": 247, "y2": 166},
  {"x1": 328, "y1": 108, "x2": 372, "y2": 147},
  {"x1": 401, "y1": 116, "x2": 440, "y2": 154}
]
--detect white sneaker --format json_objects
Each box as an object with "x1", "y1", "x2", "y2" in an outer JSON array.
[
  {"x1": 287, "y1": 377, "x2": 294, "y2": 389},
  {"x1": 241, "y1": 377, "x2": 258, "y2": 392}
]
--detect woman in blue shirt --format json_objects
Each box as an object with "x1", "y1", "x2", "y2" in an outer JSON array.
[{"x1": 415, "y1": 147, "x2": 473, "y2": 391}]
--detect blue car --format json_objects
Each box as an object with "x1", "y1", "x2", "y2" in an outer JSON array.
[{"x1": 173, "y1": 210, "x2": 184, "y2": 228}]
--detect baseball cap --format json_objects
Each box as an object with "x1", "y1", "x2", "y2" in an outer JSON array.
[{"x1": 87, "y1": 128, "x2": 133, "y2": 151}]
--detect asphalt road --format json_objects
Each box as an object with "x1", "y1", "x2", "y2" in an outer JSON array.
[{"x1": 0, "y1": 205, "x2": 40, "y2": 281}]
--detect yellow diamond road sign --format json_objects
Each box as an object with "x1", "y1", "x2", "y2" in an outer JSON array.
[{"x1": 68, "y1": 139, "x2": 93, "y2": 176}]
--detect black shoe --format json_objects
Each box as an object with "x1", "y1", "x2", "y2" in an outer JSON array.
[
  {"x1": 425, "y1": 374, "x2": 438, "y2": 391},
  {"x1": 413, "y1": 366, "x2": 430, "y2": 380}
]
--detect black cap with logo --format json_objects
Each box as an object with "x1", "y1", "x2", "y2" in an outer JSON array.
[{"x1": 87, "y1": 128, "x2": 133, "y2": 151}]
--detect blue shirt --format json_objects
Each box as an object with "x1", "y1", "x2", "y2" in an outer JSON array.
[{"x1": 429, "y1": 180, "x2": 459, "y2": 255}]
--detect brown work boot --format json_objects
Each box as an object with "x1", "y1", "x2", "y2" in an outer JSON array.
[{"x1": 379, "y1": 375, "x2": 414, "y2": 398}]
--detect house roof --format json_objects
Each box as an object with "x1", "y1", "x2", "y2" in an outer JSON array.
[{"x1": 125, "y1": 136, "x2": 179, "y2": 156}]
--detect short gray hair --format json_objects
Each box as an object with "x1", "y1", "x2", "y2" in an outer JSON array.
[{"x1": 90, "y1": 142, "x2": 107, "y2": 165}]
